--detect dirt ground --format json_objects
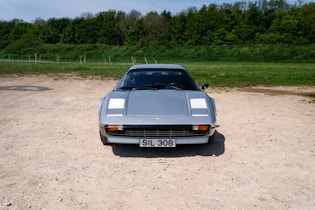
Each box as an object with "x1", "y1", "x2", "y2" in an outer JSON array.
[{"x1": 0, "y1": 75, "x2": 314, "y2": 210}]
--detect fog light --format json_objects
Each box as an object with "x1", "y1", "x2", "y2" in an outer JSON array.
[{"x1": 192, "y1": 125, "x2": 209, "y2": 131}]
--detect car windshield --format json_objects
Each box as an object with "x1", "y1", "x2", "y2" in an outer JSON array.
[{"x1": 116, "y1": 69, "x2": 199, "y2": 91}]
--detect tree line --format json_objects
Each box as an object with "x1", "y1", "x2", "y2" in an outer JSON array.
[{"x1": 0, "y1": 0, "x2": 314, "y2": 51}]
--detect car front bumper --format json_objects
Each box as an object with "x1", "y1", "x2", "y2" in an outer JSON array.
[
  {"x1": 106, "y1": 136, "x2": 211, "y2": 144},
  {"x1": 99, "y1": 124, "x2": 216, "y2": 145}
]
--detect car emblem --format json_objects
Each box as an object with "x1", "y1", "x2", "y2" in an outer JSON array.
[{"x1": 155, "y1": 117, "x2": 160, "y2": 122}]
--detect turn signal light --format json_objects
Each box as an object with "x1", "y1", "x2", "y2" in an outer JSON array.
[
  {"x1": 107, "y1": 125, "x2": 123, "y2": 131},
  {"x1": 193, "y1": 125, "x2": 209, "y2": 131}
]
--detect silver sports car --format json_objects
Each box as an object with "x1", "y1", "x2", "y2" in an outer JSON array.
[{"x1": 98, "y1": 64, "x2": 217, "y2": 147}]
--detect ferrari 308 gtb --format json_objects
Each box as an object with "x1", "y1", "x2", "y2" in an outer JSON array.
[{"x1": 98, "y1": 64, "x2": 217, "y2": 147}]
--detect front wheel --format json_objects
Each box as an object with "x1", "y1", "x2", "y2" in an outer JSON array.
[
  {"x1": 208, "y1": 132, "x2": 216, "y2": 144},
  {"x1": 100, "y1": 131, "x2": 109, "y2": 145}
]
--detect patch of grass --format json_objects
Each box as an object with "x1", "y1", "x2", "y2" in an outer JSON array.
[
  {"x1": 0, "y1": 60, "x2": 314, "y2": 87},
  {"x1": 0, "y1": 60, "x2": 130, "y2": 79},
  {"x1": 184, "y1": 62, "x2": 315, "y2": 87},
  {"x1": 2, "y1": 44, "x2": 315, "y2": 63}
]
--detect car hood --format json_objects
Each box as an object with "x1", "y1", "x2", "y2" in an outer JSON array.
[
  {"x1": 127, "y1": 90, "x2": 189, "y2": 116},
  {"x1": 99, "y1": 90, "x2": 216, "y2": 125}
]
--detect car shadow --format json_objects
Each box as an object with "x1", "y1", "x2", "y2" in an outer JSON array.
[{"x1": 111, "y1": 131, "x2": 225, "y2": 158}]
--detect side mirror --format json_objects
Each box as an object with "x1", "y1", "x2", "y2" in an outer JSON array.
[{"x1": 201, "y1": 84, "x2": 209, "y2": 91}]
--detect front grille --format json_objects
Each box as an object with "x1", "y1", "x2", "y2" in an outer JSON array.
[{"x1": 106, "y1": 125, "x2": 209, "y2": 137}]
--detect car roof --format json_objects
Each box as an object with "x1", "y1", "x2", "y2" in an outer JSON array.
[{"x1": 128, "y1": 64, "x2": 187, "y2": 70}]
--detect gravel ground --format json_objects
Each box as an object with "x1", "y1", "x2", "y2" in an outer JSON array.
[{"x1": 0, "y1": 75, "x2": 314, "y2": 210}]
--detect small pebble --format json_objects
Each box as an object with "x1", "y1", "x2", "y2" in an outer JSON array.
[{"x1": 4, "y1": 202, "x2": 12, "y2": 206}]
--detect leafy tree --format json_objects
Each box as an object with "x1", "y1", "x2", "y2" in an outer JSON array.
[
  {"x1": 266, "y1": 8, "x2": 306, "y2": 43},
  {"x1": 166, "y1": 11, "x2": 188, "y2": 45},
  {"x1": 3, "y1": 39, "x2": 41, "y2": 54},
  {"x1": 234, "y1": 3, "x2": 266, "y2": 44},
  {"x1": 60, "y1": 20, "x2": 78, "y2": 44},
  {"x1": 95, "y1": 11, "x2": 119, "y2": 45},
  {"x1": 0, "y1": 20, "x2": 16, "y2": 48},
  {"x1": 157, "y1": 10, "x2": 172, "y2": 46},
  {"x1": 212, "y1": 5, "x2": 242, "y2": 45},
  {"x1": 7, "y1": 19, "x2": 33, "y2": 41},
  {"x1": 268, "y1": 0, "x2": 290, "y2": 11},
  {"x1": 40, "y1": 18, "x2": 70, "y2": 43},
  {"x1": 80, "y1": 17, "x2": 98, "y2": 44},
  {"x1": 301, "y1": 3, "x2": 315, "y2": 43},
  {"x1": 1, "y1": 0, "x2": 315, "y2": 48},
  {"x1": 142, "y1": 11, "x2": 168, "y2": 45},
  {"x1": 125, "y1": 18, "x2": 144, "y2": 46}
]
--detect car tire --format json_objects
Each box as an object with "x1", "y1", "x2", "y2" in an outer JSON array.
[
  {"x1": 100, "y1": 131, "x2": 109, "y2": 145},
  {"x1": 208, "y1": 132, "x2": 216, "y2": 144}
]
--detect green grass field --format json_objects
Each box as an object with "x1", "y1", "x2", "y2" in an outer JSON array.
[{"x1": 0, "y1": 59, "x2": 314, "y2": 87}]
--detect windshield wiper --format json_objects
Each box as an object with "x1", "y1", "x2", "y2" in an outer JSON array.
[
  {"x1": 118, "y1": 86, "x2": 140, "y2": 90},
  {"x1": 144, "y1": 83, "x2": 182, "y2": 90}
]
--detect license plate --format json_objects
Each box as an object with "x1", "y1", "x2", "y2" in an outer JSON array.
[{"x1": 140, "y1": 139, "x2": 176, "y2": 147}]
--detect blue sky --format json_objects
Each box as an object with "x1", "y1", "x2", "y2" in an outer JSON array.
[{"x1": 0, "y1": 0, "x2": 299, "y2": 22}]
